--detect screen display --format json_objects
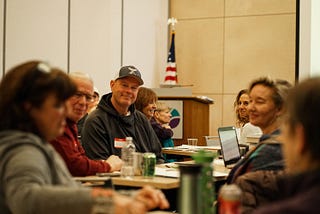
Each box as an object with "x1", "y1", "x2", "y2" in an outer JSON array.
[{"x1": 218, "y1": 127, "x2": 241, "y2": 163}]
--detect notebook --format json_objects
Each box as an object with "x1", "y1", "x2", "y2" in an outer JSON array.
[{"x1": 218, "y1": 126, "x2": 241, "y2": 168}]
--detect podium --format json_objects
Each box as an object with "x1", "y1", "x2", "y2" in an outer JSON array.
[{"x1": 158, "y1": 96, "x2": 213, "y2": 146}]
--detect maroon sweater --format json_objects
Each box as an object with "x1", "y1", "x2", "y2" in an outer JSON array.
[{"x1": 50, "y1": 119, "x2": 110, "y2": 176}]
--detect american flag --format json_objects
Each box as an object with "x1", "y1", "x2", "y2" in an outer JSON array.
[{"x1": 164, "y1": 31, "x2": 177, "y2": 84}]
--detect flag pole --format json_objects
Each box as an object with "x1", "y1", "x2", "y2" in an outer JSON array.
[{"x1": 163, "y1": 17, "x2": 178, "y2": 86}]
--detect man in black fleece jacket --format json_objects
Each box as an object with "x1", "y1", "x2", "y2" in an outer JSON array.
[{"x1": 82, "y1": 65, "x2": 164, "y2": 163}]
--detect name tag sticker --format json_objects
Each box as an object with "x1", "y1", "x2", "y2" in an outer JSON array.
[{"x1": 114, "y1": 138, "x2": 126, "y2": 148}]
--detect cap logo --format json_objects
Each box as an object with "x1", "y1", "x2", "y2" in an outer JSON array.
[{"x1": 128, "y1": 67, "x2": 138, "y2": 75}]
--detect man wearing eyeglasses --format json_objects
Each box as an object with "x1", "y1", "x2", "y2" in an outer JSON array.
[
  {"x1": 49, "y1": 72, "x2": 123, "y2": 176},
  {"x1": 81, "y1": 66, "x2": 164, "y2": 163}
]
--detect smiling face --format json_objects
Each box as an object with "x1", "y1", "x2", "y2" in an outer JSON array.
[
  {"x1": 110, "y1": 77, "x2": 140, "y2": 115},
  {"x1": 66, "y1": 77, "x2": 94, "y2": 122},
  {"x1": 236, "y1": 93, "x2": 250, "y2": 123},
  {"x1": 29, "y1": 94, "x2": 67, "y2": 141},
  {"x1": 142, "y1": 102, "x2": 157, "y2": 120},
  {"x1": 248, "y1": 84, "x2": 281, "y2": 134}
]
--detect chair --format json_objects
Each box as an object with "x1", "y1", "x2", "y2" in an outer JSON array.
[{"x1": 204, "y1": 136, "x2": 220, "y2": 147}]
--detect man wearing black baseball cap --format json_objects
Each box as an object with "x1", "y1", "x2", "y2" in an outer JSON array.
[{"x1": 82, "y1": 65, "x2": 164, "y2": 163}]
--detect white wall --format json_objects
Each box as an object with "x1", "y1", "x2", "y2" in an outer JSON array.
[
  {"x1": 0, "y1": 0, "x2": 169, "y2": 93},
  {"x1": 69, "y1": 0, "x2": 122, "y2": 95},
  {"x1": 310, "y1": 0, "x2": 320, "y2": 77},
  {"x1": 0, "y1": 0, "x2": 3, "y2": 79},
  {"x1": 122, "y1": 0, "x2": 168, "y2": 88},
  {"x1": 5, "y1": 0, "x2": 69, "y2": 71},
  {"x1": 299, "y1": 0, "x2": 320, "y2": 80},
  {"x1": 298, "y1": 0, "x2": 311, "y2": 80}
]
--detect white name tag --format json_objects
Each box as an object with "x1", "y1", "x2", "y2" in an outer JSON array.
[{"x1": 114, "y1": 138, "x2": 126, "y2": 148}]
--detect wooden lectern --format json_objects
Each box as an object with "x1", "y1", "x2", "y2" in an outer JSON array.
[{"x1": 158, "y1": 96, "x2": 213, "y2": 146}]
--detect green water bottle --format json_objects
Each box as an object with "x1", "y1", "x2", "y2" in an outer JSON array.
[{"x1": 192, "y1": 150, "x2": 216, "y2": 214}]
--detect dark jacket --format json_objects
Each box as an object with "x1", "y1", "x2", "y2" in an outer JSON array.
[
  {"x1": 150, "y1": 117, "x2": 174, "y2": 147},
  {"x1": 227, "y1": 130, "x2": 284, "y2": 184},
  {"x1": 235, "y1": 170, "x2": 285, "y2": 214},
  {"x1": 252, "y1": 169, "x2": 320, "y2": 214},
  {"x1": 82, "y1": 93, "x2": 164, "y2": 163}
]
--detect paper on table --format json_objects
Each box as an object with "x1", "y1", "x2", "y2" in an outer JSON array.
[
  {"x1": 155, "y1": 167, "x2": 180, "y2": 178},
  {"x1": 155, "y1": 166, "x2": 229, "y2": 178},
  {"x1": 213, "y1": 171, "x2": 229, "y2": 178},
  {"x1": 163, "y1": 145, "x2": 221, "y2": 151}
]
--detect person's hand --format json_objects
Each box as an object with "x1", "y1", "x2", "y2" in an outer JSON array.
[
  {"x1": 134, "y1": 185, "x2": 170, "y2": 210},
  {"x1": 161, "y1": 124, "x2": 172, "y2": 129},
  {"x1": 91, "y1": 188, "x2": 147, "y2": 214},
  {"x1": 105, "y1": 155, "x2": 123, "y2": 172},
  {"x1": 113, "y1": 193, "x2": 148, "y2": 214}
]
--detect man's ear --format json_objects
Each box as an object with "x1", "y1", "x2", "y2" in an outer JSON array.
[
  {"x1": 295, "y1": 123, "x2": 308, "y2": 155},
  {"x1": 110, "y1": 80, "x2": 115, "y2": 88}
]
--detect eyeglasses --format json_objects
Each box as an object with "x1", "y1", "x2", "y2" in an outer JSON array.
[{"x1": 73, "y1": 91, "x2": 94, "y2": 103}]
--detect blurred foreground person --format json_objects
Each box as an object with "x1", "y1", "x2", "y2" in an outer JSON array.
[{"x1": 0, "y1": 61, "x2": 169, "y2": 214}]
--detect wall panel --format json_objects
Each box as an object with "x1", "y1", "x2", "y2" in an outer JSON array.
[
  {"x1": 224, "y1": 14, "x2": 296, "y2": 93},
  {"x1": 69, "y1": 0, "x2": 122, "y2": 95},
  {"x1": 175, "y1": 19, "x2": 224, "y2": 94},
  {"x1": 5, "y1": 0, "x2": 68, "y2": 72},
  {"x1": 170, "y1": 0, "x2": 224, "y2": 19},
  {"x1": 226, "y1": 0, "x2": 296, "y2": 16},
  {"x1": 122, "y1": 0, "x2": 168, "y2": 87}
]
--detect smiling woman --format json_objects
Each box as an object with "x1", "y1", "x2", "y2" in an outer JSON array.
[
  {"x1": 234, "y1": 89, "x2": 262, "y2": 145},
  {"x1": 135, "y1": 87, "x2": 158, "y2": 120},
  {"x1": 227, "y1": 77, "x2": 292, "y2": 184}
]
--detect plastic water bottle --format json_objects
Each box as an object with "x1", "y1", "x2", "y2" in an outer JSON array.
[{"x1": 121, "y1": 137, "x2": 136, "y2": 179}]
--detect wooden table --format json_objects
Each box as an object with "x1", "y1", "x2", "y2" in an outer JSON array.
[
  {"x1": 74, "y1": 174, "x2": 179, "y2": 190},
  {"x1": 74, "y1": 158, "x2": 229, "y2": 190},
  {"x1": 112, "y1": 176, "x2": 179, "y2": 189}
]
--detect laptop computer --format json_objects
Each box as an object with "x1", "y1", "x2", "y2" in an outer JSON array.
[{"x1": 218, "y1": 126, "x2": 242, "y2": 168}]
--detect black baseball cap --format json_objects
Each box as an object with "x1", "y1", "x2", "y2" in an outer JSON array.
[{"x1": 115, "y1": 65, "x2": 144, "y2": 85}]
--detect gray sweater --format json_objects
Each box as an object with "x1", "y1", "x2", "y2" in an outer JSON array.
[{"x1": 0, "y1": 130, "x2": 96, "y2": 214}]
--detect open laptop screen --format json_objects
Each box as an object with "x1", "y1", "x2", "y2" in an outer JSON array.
[{"x1": 218, "y1": 126, "x2": 241, "y2": 166}]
